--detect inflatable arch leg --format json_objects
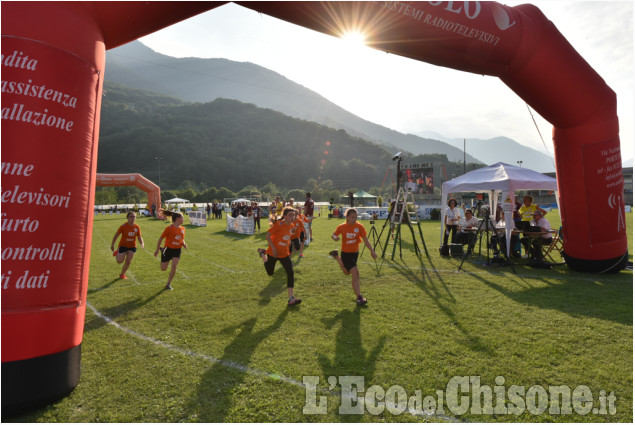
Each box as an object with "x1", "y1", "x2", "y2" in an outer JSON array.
[
  {"x1": 1, "y1": 5, "x2": 103, "y2": 416},
  {"x1": 1, "y1": 2, "x2": 218, "y2": 415}
]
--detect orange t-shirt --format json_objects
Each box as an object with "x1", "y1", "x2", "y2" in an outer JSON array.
[
  {"x1": 333, "y1": 221, "x2": 367, "y2": 253},
  {"x1": 290, "y1": 215, "x2": 308, "y2": 239},
  {"x1": 266, "y1": 220, "x2": 295, "y2": 258},
  {"x1": 116, "y1": 223, "x2": 141, "y2": 248},
  {"x1": 161, "y1": 225, "x2": 185, "y2": 249}
]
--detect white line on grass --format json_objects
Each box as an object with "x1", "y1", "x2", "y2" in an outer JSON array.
[
  {"x1": 183, "y1": 251, "x2": 243, "y2": 274},
  {"x1": 86, "y1": 301, "x2": 303, "y2": 385},
  {"x1": 86, "y1": 301, "x2": 460, "y2": 422}
]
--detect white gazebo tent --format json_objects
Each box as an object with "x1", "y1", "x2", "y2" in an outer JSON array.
[
  {"x1": 165, "y1": 197, "x2": 189, "y2": 210},
  {"x1": 440, "y1": 162, "x2": 559, "y2": 257},
  {"x1": 165, "y1": 197, "x2": 189, "y2": 203}
]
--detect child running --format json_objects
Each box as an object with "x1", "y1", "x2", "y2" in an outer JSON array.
[
  {"x1": 154, "y1": 211, "x2": 188, "y2": 290},
  {"x1": 329, "y1": 208, "x2": 377, "y2": 306},
  {"x1": 110, "y1": 211, "x2": 144, "y2": 279},
  {"x1": 258, "y1": 206, "x2": 302, "y2": 306},
  {"x1": 290, "y1": 207, "x2": 309, "y2": 258}
]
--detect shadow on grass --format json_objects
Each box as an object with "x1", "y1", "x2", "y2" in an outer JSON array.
[
  {"x1": 318, "y1": 308, "x2": 386, "y2": 423},
  {"x1": 257, "y1": 264, "x2": 291, "y2": 306},
  {"x1": 473, "y1": 274, "x2": 632, "y2": 325},
  {"x1": 87, "y1": 278, "x2": 120, "y2": 294},
  {"x1": 187, "y1": 309, "x2": 289, "y2": 422},
  {"x1": 209, "y1": 228, "x2": 268, "y2": 242},
  {"x1": 391, "y1": 253, "x2": 496, "y2": 355},
  {"x1": 84, "y1": 288, "x2": 167, "y2": 333}
]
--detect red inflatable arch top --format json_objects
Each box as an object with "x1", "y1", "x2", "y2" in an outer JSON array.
[
  {"x1": 95, "y1": 173, "x2": 163, "y2": 219},
  {"x1": 1, "y1": 1, "x2": 627, "y2": 414}
]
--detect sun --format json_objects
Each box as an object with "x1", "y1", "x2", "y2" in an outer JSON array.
[{"x1": 340, "y1": 30, "x2": 367, "y2": 49}]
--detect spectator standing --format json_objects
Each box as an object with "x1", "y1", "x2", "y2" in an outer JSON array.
[
  {"x1": 252, "y1": 201, "x2": 264, "y2": 233},
  {"x1": 303, "y1": 192, "x2": 315, "y2": 242},
  {"x1": 443, "y1": 198, "x2": 461, "y2": 246}
]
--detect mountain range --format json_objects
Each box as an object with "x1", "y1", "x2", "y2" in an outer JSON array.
[{"x1": 105, "y1": 41, "x2": 557, "y2": 172}]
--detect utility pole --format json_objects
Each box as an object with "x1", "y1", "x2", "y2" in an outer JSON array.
[{"x1": 463, "y1": 138, "x2": 466, "y2": 174}]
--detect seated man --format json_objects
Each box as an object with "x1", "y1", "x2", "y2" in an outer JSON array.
[
  {"x1": 521, "y1": 210, "x2": 552, "y2": 261},
  {"x1": 456, "y1": 208, "x2": 479, "y2": 249}
]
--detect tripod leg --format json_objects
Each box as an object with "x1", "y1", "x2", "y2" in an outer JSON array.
[
  {"x1": 382, "y1": 224, "x2": 392, "y2": 259},
  {"x1": 392, "y1": 224, "x2": 400, "y2": 260},
  {"x1": 416, "y1": 222, "x2": 429, "y2": 258},
  {"x1": 406, "y1": 222, "x2": 421, "y2": 257}
]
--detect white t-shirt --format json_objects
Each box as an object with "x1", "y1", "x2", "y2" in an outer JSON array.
[
  {"x1": 446, "y1": 207, "x2": 461, "y2": 225},
  {"x1": 530, "y1": 216, "x2": 552, "y2": 239},
  {"x1": 459, "y1": 215, "x2": 479, "y2": 232}
]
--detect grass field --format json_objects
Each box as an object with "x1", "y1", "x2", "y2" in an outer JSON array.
[{"x1": 13, "y1": 212, "x2": 633, "y2": 422}]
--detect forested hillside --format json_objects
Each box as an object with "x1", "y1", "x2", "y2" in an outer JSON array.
[
  {"x1": 98, "y1": 82, "x2": 462, "y2": 194},
  {"x1": 106, "y1": 41, "x2": 483, "y2": 164}
]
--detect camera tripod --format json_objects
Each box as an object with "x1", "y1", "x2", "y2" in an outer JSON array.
[
  {"x1": 361, "y1": 220, "x2": 382, "y2": 257},
  {"x1": 457, "y1": 216, "x2": 515, "y2": 273}
]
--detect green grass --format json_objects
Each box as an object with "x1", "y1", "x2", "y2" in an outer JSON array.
[{"x1": 11, "y1": 213, "x2": 633, "y2": 422}]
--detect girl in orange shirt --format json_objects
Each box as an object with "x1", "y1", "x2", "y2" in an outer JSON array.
[
  {"x1": 111, "y1": 211, "x2": 144, "y2": 280},
  {"x1": 154, "y1": 211, "x2": 188, "y2": 290},
  {"x1": 258, "y1": 207, "x2": 301, "y2": 306},
  {"x1": 330, "y1": 208, "x2": 377, "y2": 306},
  {"x1": 290, "y1": 207, "x2": 309, "y2": 258}
]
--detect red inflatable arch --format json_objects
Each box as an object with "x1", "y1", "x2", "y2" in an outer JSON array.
[
  {"x1": 95, "y1": 173, "x2": 163, "y2": 219},
  {"x1": 1, "y1": 1, "x2": 627, "y2": 414}
]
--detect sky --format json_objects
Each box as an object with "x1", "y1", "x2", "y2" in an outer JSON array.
[{"x1": 139, "y1": 1, "x2": 634, "y2": 165}]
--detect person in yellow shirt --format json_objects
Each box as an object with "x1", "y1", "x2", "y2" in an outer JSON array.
[{"x1": 518, "y1": 195, "x2": 547, "y2": 223}]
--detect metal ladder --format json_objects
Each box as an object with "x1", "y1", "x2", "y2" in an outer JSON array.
[{"x1": 382, "y1": 187, "x2": 429, "y2": 260}]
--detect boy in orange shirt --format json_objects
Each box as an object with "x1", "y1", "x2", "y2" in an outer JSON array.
[
  {"x1": 258, "y1": 207, "x2": 302, "y2": 306},
  {"x1": 111, "y1": 211, "x2": 144, "y2": 280},
  {"x1": 154, "y1": 211, "x2": 188, "y2": 290},
  {"x1": 330, "y1": 208, "x2": 377, "y2": 306}
]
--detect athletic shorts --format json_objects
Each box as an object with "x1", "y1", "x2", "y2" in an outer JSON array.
[
  {"x1": 160, "y1": 247, "x2": 182, "y2": 263},
  {"x1": 300, "y1": 232, "x2": 306, "y2": 243},
  {"x1": 118, "y1": 246, "x2": 137, "y2": 254},
  {"x1": 291, "y1": 238, "x2": 301, "y2": 252},
  {"x1": 341, "y1": 251, "x2": 359, "y2": 272}
]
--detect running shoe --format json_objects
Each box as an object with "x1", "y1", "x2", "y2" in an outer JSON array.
[
  {"x1": 119, "y1": 274, "x2": 127, "y2": 280},
  {"x1": 356, "y1": 295, "x2": 368, "y2": 306},
  {"x1": 329, "y1": 250, "x2": 338, "y2": 258},
  {"x1": 299, "y1": 254, "x2": 305, "y2": 258},
  {"x1": 165, "y1": 283, "x2": 173, "y2": 290},
  {"x1": 288, "y1": 296, "x2": 302, "y2": 306}
]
